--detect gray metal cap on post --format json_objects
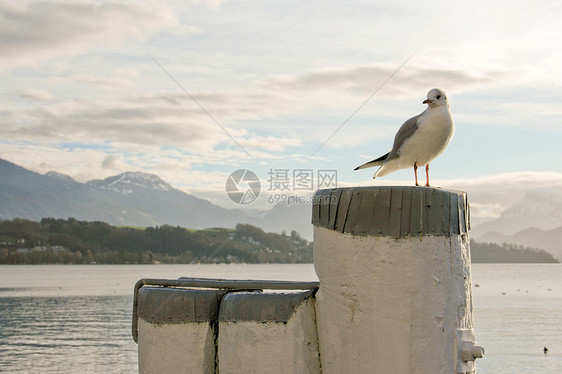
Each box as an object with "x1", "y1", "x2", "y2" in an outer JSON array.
[
  {"x1": 137, "y1": 287, "x2": 227, "y2": 324},
  {"x1": 219, "y1": 290, "x2": 316, "y2": 323},
  {"x1": 312, "y1": 186, "x2": 469, "y2": 238},
  {"x1": 132, "y1": 278, "x2": 319, "y2": 342}
]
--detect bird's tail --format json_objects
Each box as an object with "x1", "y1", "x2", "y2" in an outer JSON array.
[
  {"x1": 354, "y1": 152, "x2": 389, "y2": 171},
  {"x1": 372, "y1": 159, "x2": 400, "y2": 179}
]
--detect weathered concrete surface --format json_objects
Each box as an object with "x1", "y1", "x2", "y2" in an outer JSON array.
[
  {"x1": 312, "y1": 187, "x2": 475, "y2": 374},
  {"x1": 138, "y1": 319, "x2": 216, "y2": 374},
  {"x1": 136, "y1": 287, "x2": 226, "y2": 374},
  {"x1": 217, "y1": 292, "x2": 320, "y2": 374}
]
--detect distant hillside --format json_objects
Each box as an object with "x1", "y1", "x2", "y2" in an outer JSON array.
[
  {"x1": 470, "y1": 240, "x2": 558, "y2": 263},
  {"x1": 0, "y1": 218, "x2": 312, "y2": 264},
  {"x1": 478, "y1": 226, "x2": 562, "y2": 261},
  {"x1": 251, "y1": 201, "x2": 313, "y2": 241}
]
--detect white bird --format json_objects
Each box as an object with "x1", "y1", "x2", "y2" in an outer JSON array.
[{"x1": 354, "y1": 88, "x2": 455, "y2": 187}]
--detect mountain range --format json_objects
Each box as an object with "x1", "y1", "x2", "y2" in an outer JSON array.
[
  {"x1": 471, "y1": 191, "x2": 562, "y2": 260},
  {"x1": 471, "y1": 191, "x2": 562, "y2": 238},
  {"x1": 0, "y1": 158, "x2": 313, "y2": 238},
  {"x1": 3, "y1": 157, "x2": 562, "y2": 257}
]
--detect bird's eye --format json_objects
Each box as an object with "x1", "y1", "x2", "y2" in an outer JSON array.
[{"x1": 436, "y1": 95, "x2": 442, "y2": 99}]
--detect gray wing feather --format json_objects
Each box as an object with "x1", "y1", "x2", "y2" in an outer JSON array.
[{"x1": 386, "y1": 112, "x2": 423, "y2": 161}]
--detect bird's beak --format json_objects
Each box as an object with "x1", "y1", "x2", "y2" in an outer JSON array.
[{"x1": 423, "y1": 99, "x2": 432, "y2": 104}]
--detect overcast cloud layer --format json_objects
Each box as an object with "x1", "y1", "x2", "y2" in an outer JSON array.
[{"x1": 2, "y1": 0, "x2": 562, "y2": 222}]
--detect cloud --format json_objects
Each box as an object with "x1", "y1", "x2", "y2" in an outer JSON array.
[
  {"x1": 469, "y1": 202, "x2": 504, "y2": 221},
  {"x1": 0, "y1": 60, "x2": 527, "y2": 165},
  {"x1": 2, "y1": 94, "x2": 304, "y2": 160},
  {"x1": 18, "y1": 88, "x2": 56, "y2": 102},
  {"x1": 4, "y1": 96, "x2": 226, "y2": 151},
  {"x1": 101, "y1": 155, "x2": 122, "y2": 170},
  {"x1": 0, "y1": 1, "x2": 182, "y2": 70},
  {"x1": 69, "y1": 73, "x2": 137, "y2": 89},
  {"x1": 2, "y1": 50, "x2": 556, "y2": 170},
  {"x1": 263, "y1": 64, "x2": 508, "y2": 98},
  {"x1": 238, "y1": 135, "x2": 302, "y2": 152}
]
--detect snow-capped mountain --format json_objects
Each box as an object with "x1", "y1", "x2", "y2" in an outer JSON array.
[
  {"x1": 0, "y1": 158, "x2": 314, "y2": 238},
  {"x1": 0, "y1": 158, "x2": 246, "y2": 229},
  {"x1": 45, "y1": 171, "x2": 77, "y2": 183},
  {"x1": 88, "y1": 172, "x2": 173, "y2": 195},
  {"x1": 471, "y1": 191, "x2": 562, "y2": 238}
]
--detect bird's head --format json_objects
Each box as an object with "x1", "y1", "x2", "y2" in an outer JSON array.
[{"x1": 423, "y1": 88, "x2": 448, "y2": 108}]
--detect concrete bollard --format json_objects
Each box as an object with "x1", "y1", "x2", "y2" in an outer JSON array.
[
  {"x1": 312, "y1": 186, "x2": 483, "y2": 374},
  {"x1": 136, "y1": 286, "x2": 226, "y2": 374},
  {"x1": 217, "y1": 291, "x2": 321, "y2": 374}
]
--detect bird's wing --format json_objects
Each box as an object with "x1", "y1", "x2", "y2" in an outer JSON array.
[
  {"x1": 386, "y1": 112, "x2": 424, "y2": 160},
  {"x1": 354, "y1": 111, "x2": 424, "y2": 171},
  {"x1": 354, "y1": 152, "x2": 390, "y2": 170}
]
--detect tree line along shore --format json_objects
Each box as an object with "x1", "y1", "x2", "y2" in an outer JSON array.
[{"x1": 0, "y1": 218, "x2": 557, "y2": 265}]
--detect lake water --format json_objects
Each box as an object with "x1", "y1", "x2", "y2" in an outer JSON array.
[{"x1": 0, "y1": 263, "x2": 560, "y2": 373}]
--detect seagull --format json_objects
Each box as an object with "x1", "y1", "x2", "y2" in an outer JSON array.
[{"x1": 354, "y1": 88, "x2": 455, "y2": 187}]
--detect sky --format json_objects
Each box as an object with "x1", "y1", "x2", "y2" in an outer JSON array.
[{"x1": 2, "y1": 0, "x2": 562, "y2": 226}]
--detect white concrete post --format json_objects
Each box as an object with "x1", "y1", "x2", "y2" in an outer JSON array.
[{"x1": 312, "y1": 186, "x2": 484, "y2": 374}]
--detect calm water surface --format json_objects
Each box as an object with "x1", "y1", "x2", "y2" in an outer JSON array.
[{"x1": 0, "y1": 264, "x2": 560, "y2": 373}]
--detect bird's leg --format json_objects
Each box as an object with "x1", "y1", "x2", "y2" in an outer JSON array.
[
  {"x1": 414, "y1": 162, "x2": 419, "y2": 186},
  {"x1": 425, "y1": 164, "x2": 430, "y2": 187}
]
